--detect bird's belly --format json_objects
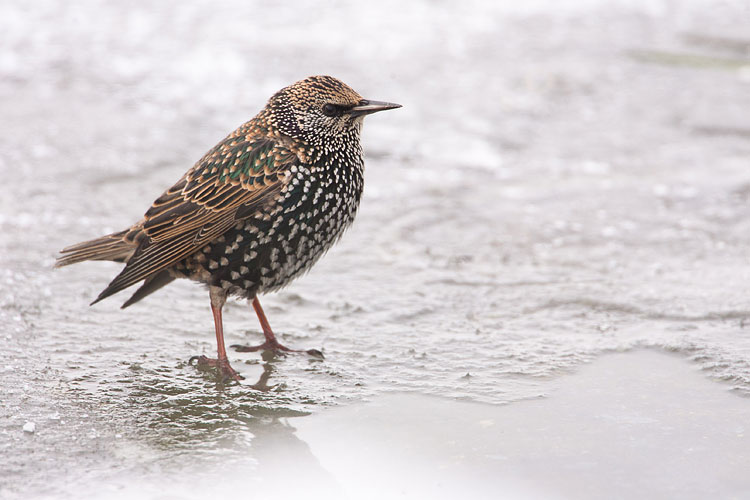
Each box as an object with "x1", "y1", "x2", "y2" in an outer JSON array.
[
  {"x1": 177, "y1": 195, "x2": 359, "y2": 297},
  {"x1": 255, "y1": 203, "x2": 358, "y2": 293}
]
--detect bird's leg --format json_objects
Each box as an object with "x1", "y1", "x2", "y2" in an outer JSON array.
[
  {"x1": 189, "y1": 286, "x2": 244, "y2": 381},
  {"x1": 231, "y1": 297, "x2": 323, "y2": 357},
  {"x1": 252, "y1": 296, "x2": 289, "y2": 350}
]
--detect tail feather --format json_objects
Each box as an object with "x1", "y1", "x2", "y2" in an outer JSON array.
[
  {"x1": 57, "y1": 230, "x2": 178, "y2": 306},
  {"x1": 120, "y1": 270, "x2": 175, "y2": 309},
  {"x1": 55, "y1": 231, "x2": 134, "y2": 268}
]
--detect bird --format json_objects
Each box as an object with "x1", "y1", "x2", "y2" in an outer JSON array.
[{"x1": 55, "y1": 75, "x2": 401, "y2": 382}]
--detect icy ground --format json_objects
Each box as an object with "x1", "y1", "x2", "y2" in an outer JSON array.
[{"x1": 1, "y1": 0, "x2": 750, "y2": 498}]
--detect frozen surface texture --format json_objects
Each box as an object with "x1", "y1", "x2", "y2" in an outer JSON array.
[{"x1": 1, "y1": 0, "x2": 750, "y2": 498}]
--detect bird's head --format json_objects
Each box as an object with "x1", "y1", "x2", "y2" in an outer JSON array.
[{"x1": 266, "y1": 75, "x2": 400, "y2": 145}]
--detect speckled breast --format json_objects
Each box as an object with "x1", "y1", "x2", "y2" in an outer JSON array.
[{"x1": 176, "y1": 159, "x2": 364, "y2": 298}]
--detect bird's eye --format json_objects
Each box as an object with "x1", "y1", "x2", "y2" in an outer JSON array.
[{"x1": 322, "y1": 103, "x2": 340, "y2": 117}]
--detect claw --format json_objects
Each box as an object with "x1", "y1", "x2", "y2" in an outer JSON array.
[
  {"x1": 231, "y1": 341, "x2": 323, "y2": 358},
  {"x1": 189, "y1": 354, "x2": 244, "y2": 381},
  {"x1": 306, "y1": 349, "x2": 325, "y2": 359}
]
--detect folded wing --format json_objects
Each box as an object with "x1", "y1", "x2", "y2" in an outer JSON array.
[{"x1": 90, "y1": 132, "x2": 297, "y2": 304}]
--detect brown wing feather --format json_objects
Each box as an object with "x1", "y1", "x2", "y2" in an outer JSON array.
[{"x1": 91, "y1": 130, "x2": 299, "y2": 304}]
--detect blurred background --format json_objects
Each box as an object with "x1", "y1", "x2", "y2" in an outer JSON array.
[{"x1": 1, "y1": 0, "x2": 749, "y2": 498}]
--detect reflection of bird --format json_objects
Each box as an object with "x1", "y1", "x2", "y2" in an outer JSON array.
[{"x1": 56, "y1": 75, "x2": 400, "y2": 381}]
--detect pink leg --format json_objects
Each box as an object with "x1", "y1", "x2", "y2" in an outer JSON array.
[
  {"x1": 189, "y1": 287, "x2": 243, "y2": 381},
  {"x1": 231, "y1": 297, "x2": 323, "y2": 357}
]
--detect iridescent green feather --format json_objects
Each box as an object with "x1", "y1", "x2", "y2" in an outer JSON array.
[{"x1": 220, "y1": 140, "x2": 275, "y2": 182}]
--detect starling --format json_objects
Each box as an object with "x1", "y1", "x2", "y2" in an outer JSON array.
[{"x1": 56, "y1": 75, "x2": 400, "y2": 381}]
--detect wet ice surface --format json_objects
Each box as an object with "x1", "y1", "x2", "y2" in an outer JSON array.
[
  {"x1": 291, "y1": 351, "x2": 750, "y2": 500},
  {"x1": 2, "y1": 0, "x2": 750, "y2": 498},
  {"x1": 6, "y1": 352, "x2": 750, "y2": 500}
]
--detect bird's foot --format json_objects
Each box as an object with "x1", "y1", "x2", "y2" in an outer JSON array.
[
  {"x1": 231, "y1": 339, "x2": 323, "y2": 358},
  {"x1": 188, "y1": 355, "x2": 244, "y2": 381}
]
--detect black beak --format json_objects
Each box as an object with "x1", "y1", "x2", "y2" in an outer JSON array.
[{"x1": 349, "y1": 99, "x2": 402, "y2": 118}]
